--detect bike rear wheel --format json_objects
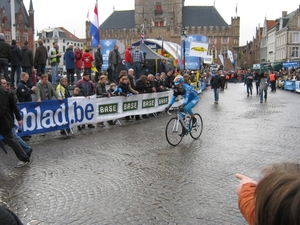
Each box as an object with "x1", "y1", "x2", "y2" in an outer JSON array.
[
  {"x1": 165, "y1": 117, "x2": 184, "y2": 146},
  {"x1": 190, "y1": 113, "x2": 203, "y2": 140}
]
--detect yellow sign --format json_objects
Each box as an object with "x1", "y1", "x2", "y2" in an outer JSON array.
[{"x1": 191, "y1": 47, "x2": 207, "y2": 52}]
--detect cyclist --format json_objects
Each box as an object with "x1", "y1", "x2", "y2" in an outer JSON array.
[{"x1": 165, "y1": 75, "x2": 199, "y2": 128}]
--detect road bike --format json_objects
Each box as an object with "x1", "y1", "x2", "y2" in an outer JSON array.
[{"x1": 165, "y1": 107, "x2": 203, "y2": 146}]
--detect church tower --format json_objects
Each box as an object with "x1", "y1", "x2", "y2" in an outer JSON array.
[{"x1": 135, "y1": 0, "x2": 184, "y2": 41}]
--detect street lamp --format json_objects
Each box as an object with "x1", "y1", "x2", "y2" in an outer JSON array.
[{"x1": 181, "y1": 26, "x2": 187, "y2": 70}]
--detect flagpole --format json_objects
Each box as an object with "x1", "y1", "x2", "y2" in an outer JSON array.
[
  {"x1": 96, "y1": 0, "x2": 99, "y2": 42},
  {"x1": 10, "y1": 0, "x2": 16, "y2": 39}
]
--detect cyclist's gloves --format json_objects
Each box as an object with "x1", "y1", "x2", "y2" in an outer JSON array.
[{"x1": 164, "y1": 104, "x2": 171, "y2": 112}]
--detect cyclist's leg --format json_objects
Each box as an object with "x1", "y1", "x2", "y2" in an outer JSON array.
[{"x1": 185, "y1": 99, "x2": 198, "y2": 124}]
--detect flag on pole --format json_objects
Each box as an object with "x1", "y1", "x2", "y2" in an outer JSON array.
[
  {"x1": 161, "y1": 39, "x2": 164, "y2": 56},
  {"x1": 228, "y1": 50, "x2": 235, "y2": 67},
  {"x1": 218, "y1": 54, "x2": 224, "y2": 66},
  {"x1": 235, "y1": 3, "x2": 237, "y2": 15},
  {"x1": 175, "y1": 44, "x2": 179, "y2": 65},
  {"x1": 90, "y1": 0, "x2": 100, "y2": 48},
  {"x1": 140, "y1": 24, "x2": 144, "y2": 43}
]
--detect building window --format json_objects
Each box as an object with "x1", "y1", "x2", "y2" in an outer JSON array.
[
  {"x1": 63, "y1": 39, "x2": 65, "y2": 43},
  {"x1": 291, "y1": 47, "x2": 299, "y2": 58},
  {"x1": 2, "y1": 16, "x2": 8, "y2": 25},
  {"x1": 154, "y1": 20, "x2": 164, "y2": 27},
  {"x1": 16, "y1": 32, "x2": 20, "y2": 42},
  {"x1": 5, "y1": 31, "x2": 10, "y2": 41},
  {"x1": 298, "y1": 16, "x2": 300, "y2": 27},
  {"x1": 63, "y1": 46, "x2": 66, "y2": 52},
  {"x1": 292, "y1": 32, "x2": 299, "y2": 43},
  {"x1": 222, "y1": 47, "x2": 228, "y2": 58},
  {"x1": 209, "y1": 37, "x2": 216, "y2": 45},
  {"x1": 53, "y1": 29, "x2": 59, "y2": 38},
  {"x1": 155, "y1": 4, "x2": 162, "y2": 15},
  {"x1": 22, "y1": 33, "x2": 28, "y2": 41},
  {"x1": 221, "y1": 37, "x2": 229, "y2": 44}
]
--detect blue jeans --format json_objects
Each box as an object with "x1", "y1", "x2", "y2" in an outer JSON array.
[
  {"x1": 1, "y1": 128, "x2": 29, "y2": 162},
  {"x1": 51, "y1": 63, "x2": 59, "y2": 85},
  {"x1": 133, "y1": 62, "x2": 142, "y2": 80},
  {"x1": 12, "y1": 128, "x2": 31, "y2": 153},
  {"x1": 246, "y1": 84, "x2": 252, "y2": 95},
  {"x1": 259, "y1": 89, "x2": 267, "y2": 102},
  {"x1": 213, "y1": 88, "x2": 220, "y2": 102},
  {"x1": 125, "y1": 62, "x2": 132, "y2": 73},
  {"x1": 11, "y1": 66, "x2": 21, "y2": 88}
]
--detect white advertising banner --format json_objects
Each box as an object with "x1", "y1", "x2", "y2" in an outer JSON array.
[
  {"x1": 189, "y1": 42, "x2": 209, "y2": 57},
  {"x1": 15, "y1": 91, "x2": 184, "y2": 135}
]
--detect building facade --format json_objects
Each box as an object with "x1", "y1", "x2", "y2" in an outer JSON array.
[
  {"x1": 86, "y1": 0, "x2": 240, "y2": 69},
  {"x1": 0, "y1": 0, "x2": 35, "y2": 51},
  {"x1": 275, "y1": 8, "x2": 300, "y2": 63}
]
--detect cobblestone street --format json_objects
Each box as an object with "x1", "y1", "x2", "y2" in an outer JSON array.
[{"x1": 1, "y1": 83, "x2": 300, "y2": 225}]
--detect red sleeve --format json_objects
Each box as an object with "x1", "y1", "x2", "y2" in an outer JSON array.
[{"x1": 238, "y1": 183, "x2": 256, "y2": 225}]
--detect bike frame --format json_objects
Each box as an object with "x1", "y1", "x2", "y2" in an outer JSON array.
[{"x1": 168, "y1": 108, "x2": 190, "y2": 133}]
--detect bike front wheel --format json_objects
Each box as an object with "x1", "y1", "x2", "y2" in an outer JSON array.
[
  {"x1": 165, "y1": 117, "x2": 184, "y2": 146},
  {"x1": 190, "y1": 113, "x2": 203, "y2": 140}
]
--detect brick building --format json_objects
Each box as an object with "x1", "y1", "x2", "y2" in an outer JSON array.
[{"x1": 0, "y1": 0, "x2": 35, "y2": 51}]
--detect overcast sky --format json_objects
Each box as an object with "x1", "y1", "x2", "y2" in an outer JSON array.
[{"x1": 23, "y1": 0, "x2": 299, "y2": 45}]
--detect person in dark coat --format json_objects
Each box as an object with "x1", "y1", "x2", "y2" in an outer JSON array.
[
  {"x1": 16, "y1": 72, "x2": 35, "y2": 102},
  {"x1": 219, "y1": 71, "x2": 226, "y2": 91},
  {"x1": 96, "y1": 75, "x2": 115, "y2": 126},
  {"x1": 94, "y1": 44, "x2": 103, "y2": 83},
  {"x1": 64, "y1": 44, "x2": 75, "y2": 85},
  {"x1": 21, "y1": 41, "x2": 33, "y2": 86},
  {"x1": 244, "y1": 69, "x2": 254, "y2": 97},
  {"x1": 164, "y1": 68, "x2": 175, "y2": 88},
  {"x1": 0, "y1": 85, "x2": 30, "y2": 167},
  {"x1": 34, "y1": 39, "x2": 48, "y2": 76},
  {"x1": 210, "y1": 71, "x2": 222, "y2": 104},
  {"x1": 10, "y1": 40, "x2": 22, "y2": 89},
  {"x1": 0, "y1": 32, "x2": 11, "y2": 82},
  {"x1": 159, "y1": 58, "x2": 167, "y2": 73},
  {"x1": 0, "y1": 205, "x2": 24, "y2": 225},
  {"x1": 96, "y1": 75, "x2": 109, "y2": 98}
]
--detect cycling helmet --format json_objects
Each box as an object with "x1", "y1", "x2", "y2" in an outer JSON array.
[{"x1": 174, "y1": 75, "x2": 184, "y2": 86}]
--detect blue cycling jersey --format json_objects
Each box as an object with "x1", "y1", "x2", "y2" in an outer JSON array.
[{"x1": 169, "y1": 84, "x2": 198, "y2": 105}]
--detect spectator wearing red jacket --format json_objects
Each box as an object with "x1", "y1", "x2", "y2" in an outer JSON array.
[
  {"x1": 124, "y1": 45, "x2": 133, "y2": 73},
  {"x1": 75, "y1": 47, "x2": 83, "y2": 81},
  {"x1": 81, "y1": 49, "x2": 94, "y2": 81}
]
